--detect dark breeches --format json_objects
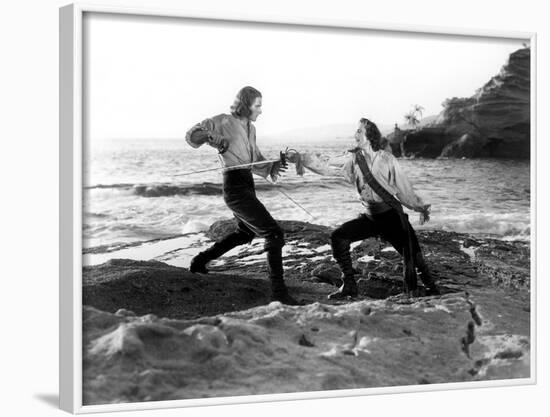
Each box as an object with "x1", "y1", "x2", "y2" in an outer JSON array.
[
  {"x1": 330, "y1": 209, "x2": 421, "y2": 258},
  {"x1": 193, "y1": 169, "x2": 293, "y2": 301},
  {"x1": 220, "y1": 169, "x2": 284, "y2": 252},
  {"x1": 330, "y1": 209, "x2": 426, "y2": 289},
  {"x1": 330, "y1": 209, "x2": 438, "y2": 292}
]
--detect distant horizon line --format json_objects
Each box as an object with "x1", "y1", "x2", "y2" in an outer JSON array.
[
  {"x1": 88, "y1": 121, "x2": 405, "y2": 142},
  {"x1": 88, "y1": 136, "x2": 359, "y2": 142}
]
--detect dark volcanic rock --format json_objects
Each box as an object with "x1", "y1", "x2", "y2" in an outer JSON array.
[
  {"x1": 83, "y1": 259, "x2": 271, "y2": 319},
  {"x1": 203, "y1": 219, "x2": 531, "y2": 296},
  {"x1": 207, "y1": 218, "x2": 331, "y2": 245},
  {"x1": 402, "y1": 127, "x2": 449, "y2": 158},
  {"x1": 404, "y1": 47, "x2": 530, "y2": 159},
  {"x1": 83, "y1": 220, "x2": 530, "y2": 317},
  {"x1": 311, "y1": 263, "x2": 341, "y2": 285},
  {"x1": 82, "y1": 220, "x2": 531, "y2": 403}
]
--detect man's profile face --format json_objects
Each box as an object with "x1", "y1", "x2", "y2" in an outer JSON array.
[
  {"x1": 248, "y1": 97, "x2": 263, "y2": 122},
  {"x1": 354, "y1": 122, "x2": 367, "y2": 146}
]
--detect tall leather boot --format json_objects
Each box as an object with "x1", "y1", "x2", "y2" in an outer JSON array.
[
  {"x1": 415, "y1": 252, "x2": 441, "y2": 295},
  {"x1": 328, "y1": 238, "x2": 358, "y2": 300},
  {"x1": 266, "y1": 246, "x2": 301, "y2": 305},
  {"x1": 190, "y1": 232, "x2": 250, "y2": 273}
]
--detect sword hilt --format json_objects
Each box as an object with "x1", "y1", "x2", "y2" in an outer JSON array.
[{"x1": 280, "y1": 149, "x2": 288, "y2": 167}]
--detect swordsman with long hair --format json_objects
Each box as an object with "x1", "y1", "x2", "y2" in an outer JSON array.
[
  {"x1": 185, "y1": 86, "x2": 300, "y2": 305},
  {"x1": 288, "y1": 118, "x2": 440, "y2": 299}
]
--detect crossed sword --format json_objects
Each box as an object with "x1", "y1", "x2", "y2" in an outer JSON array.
[
  {"x1": 173, "y1": 144, "x2": 316, "y2": 219},
  {"x1": 173, "y1": 158, "x2": 284, "y2": 177}
]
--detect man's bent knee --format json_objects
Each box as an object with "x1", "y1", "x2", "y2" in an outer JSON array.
[{"x1": 227, "y1": 230, "x2": 254, "y2": 246}]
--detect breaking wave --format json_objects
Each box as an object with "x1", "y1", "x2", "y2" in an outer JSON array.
[
  {"x1": 436, "y1": 212, "x2": 530, "y2": 241},
  {"x1": 85, "y1": 182, "x2": 222, "y2": 197},
  {"x1": 85, "y1": 178, "x2": 346, "y2": 198}
]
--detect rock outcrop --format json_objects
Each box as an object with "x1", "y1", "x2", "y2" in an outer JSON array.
[
  {"x1": 401, "y1": 47, "x2": 530, "y2": 159},
  {"x1": 82, "y1": 220, "x2": 531, "y2": 404}
]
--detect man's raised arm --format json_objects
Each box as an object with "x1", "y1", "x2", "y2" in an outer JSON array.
[
  {"x1": 185, "y1": 118, "x2": 226, "y2": 149},
  {"x1": 288, "y1": 151, "x2": 354, "y2": 183}
]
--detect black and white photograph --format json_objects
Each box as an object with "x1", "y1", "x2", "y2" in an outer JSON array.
[{"x1": 72, "y1": 7, "x2": 532, "y2": 409}]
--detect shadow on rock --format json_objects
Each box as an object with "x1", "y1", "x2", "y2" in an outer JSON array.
[{"x1": 83, "y1": 259, "x2": 270, "y2": 320}]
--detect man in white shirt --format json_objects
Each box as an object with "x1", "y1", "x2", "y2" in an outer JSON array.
[
  {"x1": 288, "y1": 118, "x2": 439, "y2": 299},
  {"x1": 185, "y1": 86, "x2": 300, "y2": 305}
]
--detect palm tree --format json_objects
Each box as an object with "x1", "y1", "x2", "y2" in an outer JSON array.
[
  {"x1": 404, "y1": 111, "x2": 420, "y2": 130},
  {"x1": 404, "y1": 104, "x2": 424, "y2": 130},
  {"x1": 413, "y1": 104, "x2": 424, "y2": 118},
  {"x1": 401, "y1": 104, "x2": 424, "y2": 157}
]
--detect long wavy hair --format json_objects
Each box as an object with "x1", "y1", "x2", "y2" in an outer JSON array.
[
  {"x1": 230, "y1": 86, "x2": 262, "y2": 119},
  {"x1": 359, "y1": 118, "x2": 383, "y2": 151}
]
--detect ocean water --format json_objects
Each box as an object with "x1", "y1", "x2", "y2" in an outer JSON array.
[{"x1": 83, "y1": 138, "x2": 531, "y2": 250}]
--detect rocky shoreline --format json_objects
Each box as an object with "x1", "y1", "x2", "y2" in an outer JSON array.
[
  {"x1": 82, "y1": 219, "x2": 531, "y2": 404},
  {"x1": 388, "y1": 47, "x2": 530, "y2": 159}
]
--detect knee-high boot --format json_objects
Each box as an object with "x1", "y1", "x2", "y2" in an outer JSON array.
[
  {"x1": 328, "y1": 237, "x2": 358, "y2": 299},
  {"x1": 414, "y1": 252, "x2": 440, "y2": 295},
  {"x1": 266, "y1": 246, "x2": 301, "y2": 305},
  {"x1": 190, "y1": 232, "x2": 251, "y2": 273}
]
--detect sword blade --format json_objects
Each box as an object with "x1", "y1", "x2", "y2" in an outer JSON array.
[
  {"x1": 275, "y1": 186, "x2": 316, "y2": 219},
  {"x1": 174, "y1": 159, "x2": 280, "y2": 177}
]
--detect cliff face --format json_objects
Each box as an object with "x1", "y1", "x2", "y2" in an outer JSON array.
[{"x1": 405, "y1": 47, "x2": 530, "y2": 159}]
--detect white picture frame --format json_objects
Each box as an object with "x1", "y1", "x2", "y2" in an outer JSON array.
[{"x1": 60, "y1": 2, "x2": 537, "y2": 413}]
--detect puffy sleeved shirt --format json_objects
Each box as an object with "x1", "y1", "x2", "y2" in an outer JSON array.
[
  {"x1": 297, "y1": 141, "x2": 427, "y2": 213},
  {"x1": 185, "y1": 113, "x2": 273, "y2": 178}
]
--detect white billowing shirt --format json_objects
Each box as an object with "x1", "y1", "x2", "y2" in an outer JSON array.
[
  {"x1": 185, "y1": 113, "x2": 273, "y2": 178},
  {"x1": 298, "y1": 141, "x2": 427, "y2": 212}
]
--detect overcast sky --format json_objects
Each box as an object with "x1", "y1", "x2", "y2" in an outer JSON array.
[{"x1": 83, "y1": 12, "x2": 526, "y2": 142}]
